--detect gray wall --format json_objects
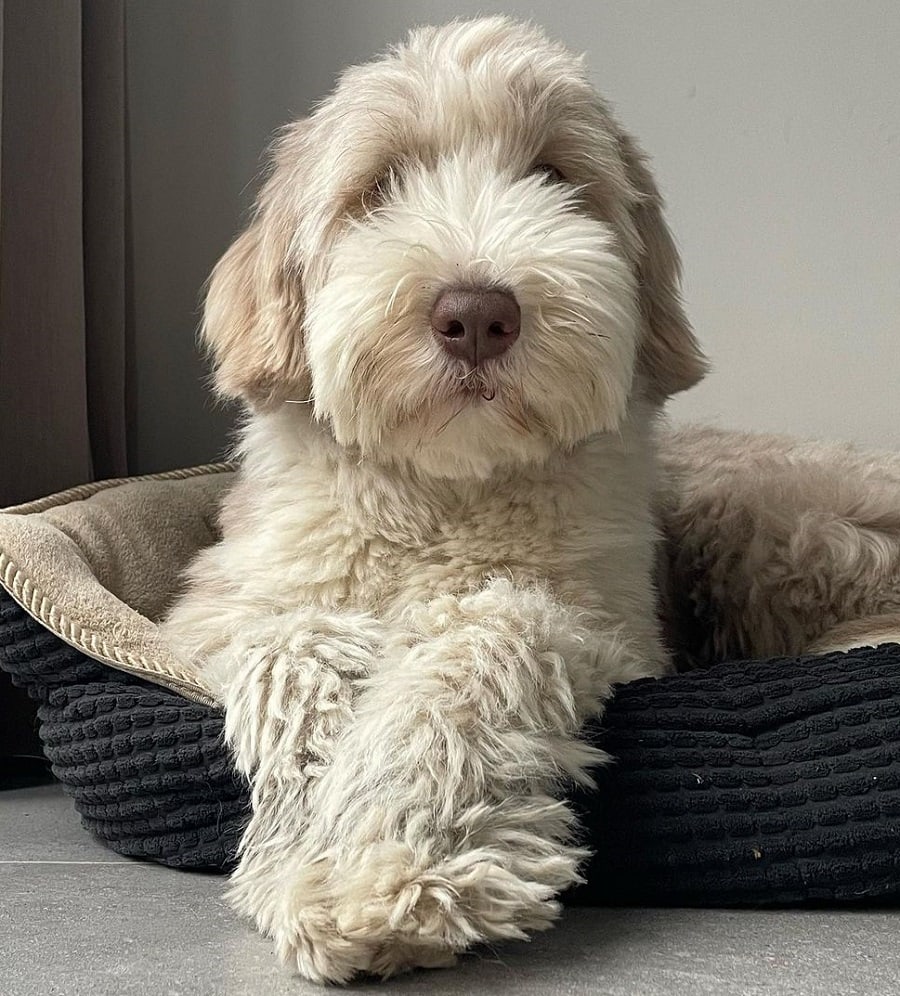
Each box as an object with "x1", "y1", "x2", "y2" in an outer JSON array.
[{"x1": 125, "y1": 0, "x2": 900, "y2": 471}]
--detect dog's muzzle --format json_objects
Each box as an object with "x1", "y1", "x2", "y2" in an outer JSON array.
[{"x1": 431, "y1": 287, "x2": 520, "y2": 368}]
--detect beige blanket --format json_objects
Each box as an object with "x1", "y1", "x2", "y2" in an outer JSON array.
[{"x1": 0, "y1": 465, "x2": 233, "y2": 705}]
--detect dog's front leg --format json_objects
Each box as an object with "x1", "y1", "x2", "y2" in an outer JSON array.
[
  {"x1": 279, "y1": 578, "x2": 637, "y2": 981},
  {"x1": 164, "y1": 606, "x2": 383, "y2": 981}
]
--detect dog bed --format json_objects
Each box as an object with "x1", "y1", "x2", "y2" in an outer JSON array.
[{"x1": 2, "y1": 457, "x2": 900, "y2": 905}]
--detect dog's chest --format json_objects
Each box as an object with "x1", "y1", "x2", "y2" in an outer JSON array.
[
  {"x1": 351, "y1": 495, "x2": 577, "y2": 613},
  {"x1": 285, "y1": 444, "x2": 657, "y2": 624}
]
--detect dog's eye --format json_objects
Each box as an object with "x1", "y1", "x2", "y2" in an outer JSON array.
[
  {"x1": 361, "y1": 176, "x2": 387, "y2": 212},
  {"x1": 362, "y1": 168, "x2": 398, "y2": 212},
  {"x1": 532, "y1": 163, "x2": 567, "y2": 184}
]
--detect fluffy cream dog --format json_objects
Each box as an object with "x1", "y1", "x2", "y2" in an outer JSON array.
[{"x1": 163, "y1": 17, "x2": 707, "y2": 982}]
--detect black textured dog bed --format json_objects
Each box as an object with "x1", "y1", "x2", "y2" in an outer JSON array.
[
  {"x1": 4, "y1": 587, "x2": 900, "y2": 905},
  {"x1": 0, "y1": 592, "x2": 246, "y2": 869}
]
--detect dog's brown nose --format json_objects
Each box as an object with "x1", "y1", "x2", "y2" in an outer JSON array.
[{"x1": 431, "y1": 288, "x2": 520, "y2": 366}]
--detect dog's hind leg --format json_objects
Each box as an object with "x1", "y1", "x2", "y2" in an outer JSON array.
[{"x1": 659, "y1": 426, "x2": 900, "y2": 664}]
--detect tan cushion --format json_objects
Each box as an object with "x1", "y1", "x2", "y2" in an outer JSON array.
[{"x1": 0, "y1": 465, "x2": 234, "y2": 705}]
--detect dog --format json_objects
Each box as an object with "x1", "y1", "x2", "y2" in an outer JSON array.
[{"x1": 162, "y1": 16, "x2": 708, "y2": 983}]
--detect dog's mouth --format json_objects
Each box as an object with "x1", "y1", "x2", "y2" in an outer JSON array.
[
  {"x1": 460, "y1": 383, "x2": 497, "y2": 403},
  {"x1": 424, "y1": 369, "x2": 501, "y2": 438},
  {"x1": 427, "y1": 368, "x2": 539, "y2": 441},
  {"x1": 455, "y1": 367, "x2": 499, "y2": 403}
]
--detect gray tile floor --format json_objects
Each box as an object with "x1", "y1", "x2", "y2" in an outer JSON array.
[{"x1": 2, "y1": 782, "x2": 899, "y2": 996}]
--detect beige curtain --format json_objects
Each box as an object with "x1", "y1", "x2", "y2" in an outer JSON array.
[
  {"x1": 0, "y1": 0, "x2": 128, "y2": 758},
  {"x1": 0, "y1": 0, "x2": 129, "y2": 509}
]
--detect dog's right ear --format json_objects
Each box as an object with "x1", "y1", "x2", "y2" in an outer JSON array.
[
  {"x1": 201, "y1": 124, "x2": 311, "y2": 408},
  {"x1": 616, "y1": 131, "x2": 709, "y2": 403}
]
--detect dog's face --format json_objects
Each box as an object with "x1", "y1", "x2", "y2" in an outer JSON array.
[{"x1": 204, "y1": 17, "x2": 706, "y2": 478}]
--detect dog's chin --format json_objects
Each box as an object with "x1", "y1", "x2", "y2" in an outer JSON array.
[
  {"x1": 329, "y1": 386, "x2": 585, "y2": 481},
  {"x1": 393, "y1": 405, "x2": 557, "y2": 480}
]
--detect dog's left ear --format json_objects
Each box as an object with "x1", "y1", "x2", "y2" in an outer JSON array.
[
  {"x1": 618, "y1": 132, "x2": 708, "y2": 401},
  {"x1": 200, "y1": 121, "x2": 311, "y2": 409}
]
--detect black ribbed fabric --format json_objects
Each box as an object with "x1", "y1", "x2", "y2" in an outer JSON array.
[
  {"x1": 3, "y1": 589, "x2": 900, "y2": 904},
  {"x1": 0, "y1": 593, "x2": 246, "y2": 868},
  {"x1": 570, "y1": 650, "x2": 900, "y2": 906}
]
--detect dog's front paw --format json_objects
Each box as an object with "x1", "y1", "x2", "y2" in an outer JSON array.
[
  {"x1": 275, "y1": 897, "x2": 376, "y2": 985},
  {"x1": 251, "y1": 849, "x2": 454, "y2": 983},
  {"x1": 231, "y1": 855, "x2": 377, "y2": 985},
  {"x1": 236, "y1": 799, "x2": 584, "y2": 982},
  {"x1": 326, "y1": 798, "x2": 586, "y2": 977}
]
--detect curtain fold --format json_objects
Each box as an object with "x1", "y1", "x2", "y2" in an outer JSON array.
[
  {"x1": 0, "y1": 0, "x2": 128, "y2": 758},
  {"x1": 0, "y1": 0, "x2": 129, "y2": 509},
  {"x1": 83, "y1": 1, "x2": 129, "y2": 484}
]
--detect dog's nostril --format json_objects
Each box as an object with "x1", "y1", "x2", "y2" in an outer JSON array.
[{"x1": 431, "y1": 288, "x2": 521, "y2": 367}]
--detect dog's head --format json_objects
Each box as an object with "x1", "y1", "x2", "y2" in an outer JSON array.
[{"x1": 204, "y1": 17, "x2": 706, "y2": 477}]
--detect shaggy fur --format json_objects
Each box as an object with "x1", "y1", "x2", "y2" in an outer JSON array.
[
  {"x1": 657, "y1": 425, "x2": 900, "y2": 667},
  {"x1": 162, "y1": 16, "x2": 711, "y2": 982}
]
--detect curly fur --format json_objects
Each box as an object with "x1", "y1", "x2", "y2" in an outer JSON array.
[
  {"x1": 163, "y1": 16, "x2": 708, "y2": 983},
  {"x1": 658, "y1": 425, "x2": 900, "y2": 666}
]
